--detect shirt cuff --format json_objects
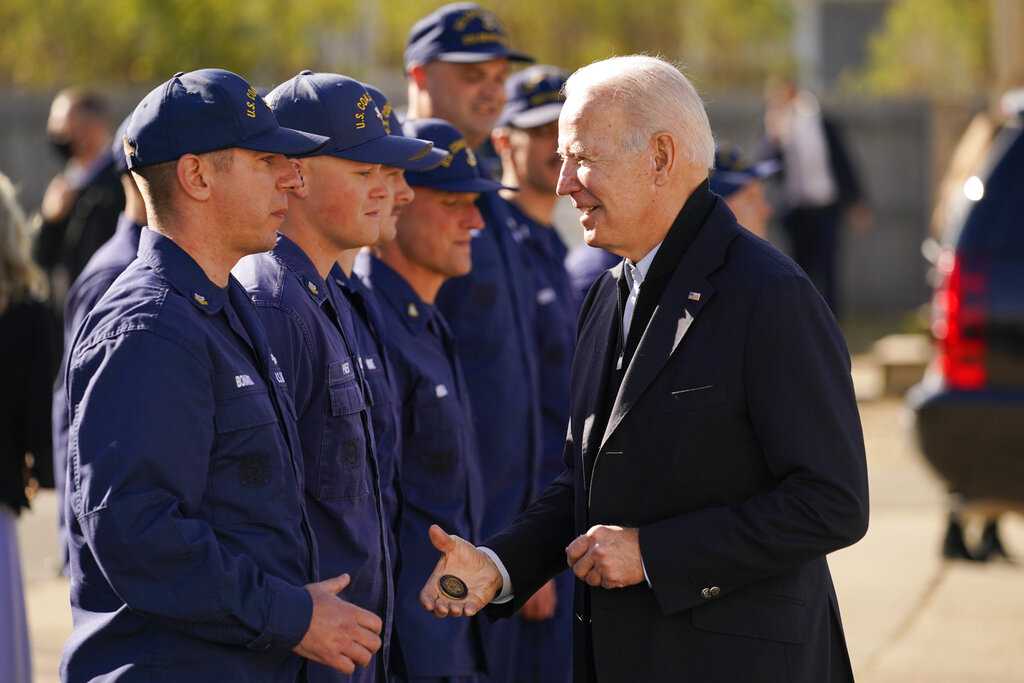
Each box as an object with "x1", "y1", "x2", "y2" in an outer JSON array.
[
  {"x1": 477, "y1": 546, "x2": 513, "y2": 604},
  {"x1": 641, "y1": 553, "x2": 652, "y2": 588}
]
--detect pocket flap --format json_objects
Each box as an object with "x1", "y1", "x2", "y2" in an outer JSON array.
[
  {"x1": 690, "y1": 591, "x2": 808, "y2": 644},
  {"x1": 214, "y1": 392, "x2": 278, "y2": 433}
]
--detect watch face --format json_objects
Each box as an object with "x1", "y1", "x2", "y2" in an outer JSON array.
[{"x1": 439, "y1": 574, "x2": 469, "y2": 599}]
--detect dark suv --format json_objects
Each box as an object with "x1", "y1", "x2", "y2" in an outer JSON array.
[{"x1": 907, "y1": 107, "x2": 1024, "y2": 560}]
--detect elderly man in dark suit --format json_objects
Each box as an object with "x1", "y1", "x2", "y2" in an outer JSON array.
[{"x1": 418, "y1": 55, "x2": 869, "y2": 683}]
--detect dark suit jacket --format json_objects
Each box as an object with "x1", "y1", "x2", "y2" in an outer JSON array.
[{"x1": 486, "y1": 192, "x2": 869, "y2": 683}]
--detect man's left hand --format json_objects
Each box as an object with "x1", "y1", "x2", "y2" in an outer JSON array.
[{"x1": 565, "y1": 525, "x2": 645, "y2": 589}]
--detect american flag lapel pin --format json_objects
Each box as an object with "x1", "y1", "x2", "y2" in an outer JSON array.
[{"x1": 688, "y1": 291, "x2": 701, "y2": 302}]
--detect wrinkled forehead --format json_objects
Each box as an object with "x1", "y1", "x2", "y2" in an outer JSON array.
[{"x1": 557, "y1": 92, "x2": 623, "y2": 152}]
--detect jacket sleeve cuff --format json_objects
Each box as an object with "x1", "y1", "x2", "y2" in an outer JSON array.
[
  {"x1": 247, "y1": 576, "x2": 313, "y2": 651},
  {"x1": 478, "y1": 546, "x2": 513, "y2": 604}
]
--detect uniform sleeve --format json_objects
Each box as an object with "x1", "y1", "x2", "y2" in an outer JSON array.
[
  {"x1": 639, "y1": 272, "x2": 869, "y2": 615},
  {"x1": 69, "y1": 329, "x2": 312, "y2": 650}
]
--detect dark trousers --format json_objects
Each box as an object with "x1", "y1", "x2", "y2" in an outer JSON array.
[{"x1": 781, "y1": 204, "x2": 842, "y2": 318}]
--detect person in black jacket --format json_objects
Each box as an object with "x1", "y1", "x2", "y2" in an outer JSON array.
[
  {"x1": 33, "y1": 89, "x2": 124, "y2": 314},
  {"x1": 415, "y1": 56, "x2": 868, "y2": 683},
  {"x1": 0, "y1": 170, "x2": 55, "y2": 683},
  {"x1": 762, "y1": 79, "x2": 869, "y2": 318}
]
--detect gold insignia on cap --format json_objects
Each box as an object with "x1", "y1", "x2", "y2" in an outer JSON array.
[
  {"x1": 465, "y1": 148, "x2": 478, "y2": 167},
  {"x1": 193, "y1": 293, "x2": 208, "y2": 306},
  {"x1": 407, "y1": 303, "x2": 419, "y2": 318},
  {"x1": 307, "y1": 281, "x2": 319, "y2": 296},
  {"x1": 407, "y1": 143, "x2": 434, "y2": 162}
]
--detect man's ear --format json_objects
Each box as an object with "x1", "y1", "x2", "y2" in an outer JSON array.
[
  {"x1": 408, "y1": 64, "x2": 429, "y2": 89},
  {"x1": 289, "y1": 157, "x2": 310, "y2": 200},
  {"x1": 176, "y1": 154, "x2": 213, "y2": 202},
  {"x1": 491, "y1": 127, "x2": 511, "y2": 155},
  {"x1": 651, "y1": 132, "x2": 676, "y2": 186}
]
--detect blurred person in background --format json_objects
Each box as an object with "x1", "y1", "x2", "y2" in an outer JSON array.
[
  {"x1": 490, "y1": 63, "x2": 574, "y2": 683},
  {"x1": 34, "y1": 89, "x2": 124, "y2": 310},
  {"x1": 761, "y1": 78, "x2": 868, "y2": 318},
  {"x1": 51, "y1": 114, "x2": 146, "y2": 575},
  {"x1": 0, "y1": 170, "x2": 55, "y2": 683},
  {"x1": 567, "y1": 145, "x2": 777, "y2": 306},
  {"x1": 404, "y1": 5, "x2": 544, "y2": 680}
]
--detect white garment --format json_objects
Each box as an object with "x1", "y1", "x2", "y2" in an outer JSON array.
[
  {"x1": 0, "y1": 505, "x2": 32, "y2": 683},
  {"x1": 779, "y1": 91, "x2": 837, "y2": 207},
  {"x1": 621, "y1": 242, "x2": 661, "y2": 344}
]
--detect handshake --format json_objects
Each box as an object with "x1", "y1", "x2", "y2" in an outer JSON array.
[{"x1": 418, "y1": 523, "x2": 645, "y2": 618}]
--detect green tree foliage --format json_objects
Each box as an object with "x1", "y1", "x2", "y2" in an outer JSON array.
[
  {"x1": 853, "y1": 0, "x2": 991, "y2": 97},
  {"x1": 0, "y1": 0, "x2": 792, "y2": 91}
]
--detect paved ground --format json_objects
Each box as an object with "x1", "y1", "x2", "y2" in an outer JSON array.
[{"x1": 16, "y1": 393, "x2": 1024, "y2": 682}]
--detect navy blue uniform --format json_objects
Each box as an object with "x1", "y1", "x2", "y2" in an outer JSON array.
[
  {"x1": 434, "y1": 192, "x2": 542, "y2": 679},
  {"x1": 505, "y1": 200, "x2": 575, "y2": 683},
  {"x1": 332, "y1": 261, "x2": 403, "y2": 570},
  {"x1": 358, "y1": 255, "x2": 487, "y2": 682},
  {"x1": 565, "y1": 243, "x2": 620, "y2": 312},
  {"x1": 235, "y1": 235, "x2": 393, "y2": 683},
  {"x1": 62, "y1": 228, "x2": 316, "y2": 683},
  {"x1": 52, "y1": 213, "x2": 144, "y2": 569}
]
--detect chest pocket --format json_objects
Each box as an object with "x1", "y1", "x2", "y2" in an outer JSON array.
[
  {"x1": 404, "y1": 380, "x2": 465, "y2": 505},
  {"x1": 210, "y1": 374, "x2": 289, "y2": 526},
  {"x1": 317, "y1": 358, "x2": 370, "y2": 501}
]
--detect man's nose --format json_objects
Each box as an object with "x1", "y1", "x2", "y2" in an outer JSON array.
[
  {"x1": 555, "y1": 160, "x2": 580, "y2": 197},
  {"x1": 278, "y1": 157, "x2": 303, "y2": 192},
  {"x1": 463, "y1": 204, "x2": 485, "y2": 231}
]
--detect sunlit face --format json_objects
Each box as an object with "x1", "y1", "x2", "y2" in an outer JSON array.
[
  {"x1": 555, "y1": 95, "x2": 658, "y2": 256},
  {"x1": 302, "y1": 155, "x2": 387, "y2": 250},
  {"x1": 395, "y1": 188, "x2": 483, "y2": 278},
  {"x1": 378, "y1": 166, "x2": 415, "y2": 244},
  {"x1": 421, "y1": 59, "x2": 510, "y2": 144},
  {"x1": 211, "y1": 148, "x2": 299, "y2": 255},
  {"x1": 506, "y1": 121, "x2": 560, "y2": 194},
  {"x1": 725, "y1": 181, "x2": 772, "y2": 238}
]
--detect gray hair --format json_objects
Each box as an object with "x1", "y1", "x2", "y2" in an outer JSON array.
[
  {"x1": 564, "y1": 55, "x2": 715, "y2": 169},
  {"x1": 0, "y1": 173, "x2": 46, "y2": 312}
]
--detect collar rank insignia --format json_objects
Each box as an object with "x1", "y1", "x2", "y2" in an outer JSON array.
[
  {"x1": 193, "y1": 293, "x2": 208, "y2": 306},
  {"x1": 307, "y1": 281, "x2": 319, "y2": 296},
  {"x1": 407, "y1": 302, "x2": 419, "y2": 318}
]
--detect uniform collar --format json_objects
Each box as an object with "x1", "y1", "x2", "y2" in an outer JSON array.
[
  {"x1": 366, "y1": 255, "x2": 433, "y2": 335},
  {"x1": 271, "y1": 233, "x2": 330, "y2": 306},
  {"x1": 137, "y1": 227, "x2": 227, "y2": 315}
]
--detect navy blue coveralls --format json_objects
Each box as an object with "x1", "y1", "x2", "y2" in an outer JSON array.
[
  {"x1": 52, "y1": 213, "x2": 144, "y2": 570},
  {"x1": 358, "y1": 255, "x2": 487, "y2": 682},
  {"x1": 504, "y1": 200, "x2": 576, "y2": 683},
  {"x1": 234, "y1": 234, "x2": 394, "y2": 683},
  {"x1": 434, "y1": 191, "x2": 542, "y2": 680},
  {"x1": 61, "y1": 228, "x2": 317, "y2": 683}
]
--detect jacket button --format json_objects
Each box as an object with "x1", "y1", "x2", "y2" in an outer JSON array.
[
  {"x1": 701, "y1": 587, "x2": 711, "y2": 600},
  {"x1": 710, "y1": 586, "x2": 721, "y2": 598}
]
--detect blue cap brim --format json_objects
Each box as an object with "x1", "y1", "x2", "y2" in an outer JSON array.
[
  {"x1": 436, "y1": 48, "x2": 534, "y2": 64},
  {"x1": 242, "y1": 125, "x2": 329, "y2": 157},
  {"x1": 403, "y1": 146, "x2": 450, "y2": 172},
  {"x1": 407, "y1": 176, "x2": 512, "y2": 193},
  {"x1": 329, "y1": 133, "x2": 436, "y2": 168},
  {"x1": 500, "y1": 102, "x2": 563, "y2": 129}
]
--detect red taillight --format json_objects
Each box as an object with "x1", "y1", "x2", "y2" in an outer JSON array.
[{"x1": 933, "y1": 252, "x2": 987, "y2": 389}]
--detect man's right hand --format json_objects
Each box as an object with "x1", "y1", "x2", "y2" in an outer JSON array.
[
  {"x1": 520, "y1": 579, "x2": 557, "y2": 621},
  {"x1": 293, "y1": 574, "x2": 383, "y2": 674},
  {"x1": 419, "y1": 524, "x2": 502, "y2": 618}
]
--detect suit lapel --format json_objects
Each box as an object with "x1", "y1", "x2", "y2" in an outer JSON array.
[
  {"x1": 600, "y1": 209, "x2": 741, "y2": 451},
  {"x1": 573, "y1": 263, "x2": 623, "y2": 465}
]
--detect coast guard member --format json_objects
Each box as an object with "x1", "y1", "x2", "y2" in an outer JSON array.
[
  {"x1": 61, "y1": 68, "x2": 383, "y2": 682},
  {"x1": 491, "y1": 64, "x2": 575, "y2": 683},
  {"x1": 356, "y1": 118, "x2": 503, "y2": 683},
  {"x1": 404, "y1": 6, "x2": 542, "y2": 676},
  {"x1": 234, "y1": 71, "x2": 434, "y2": 683}
]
